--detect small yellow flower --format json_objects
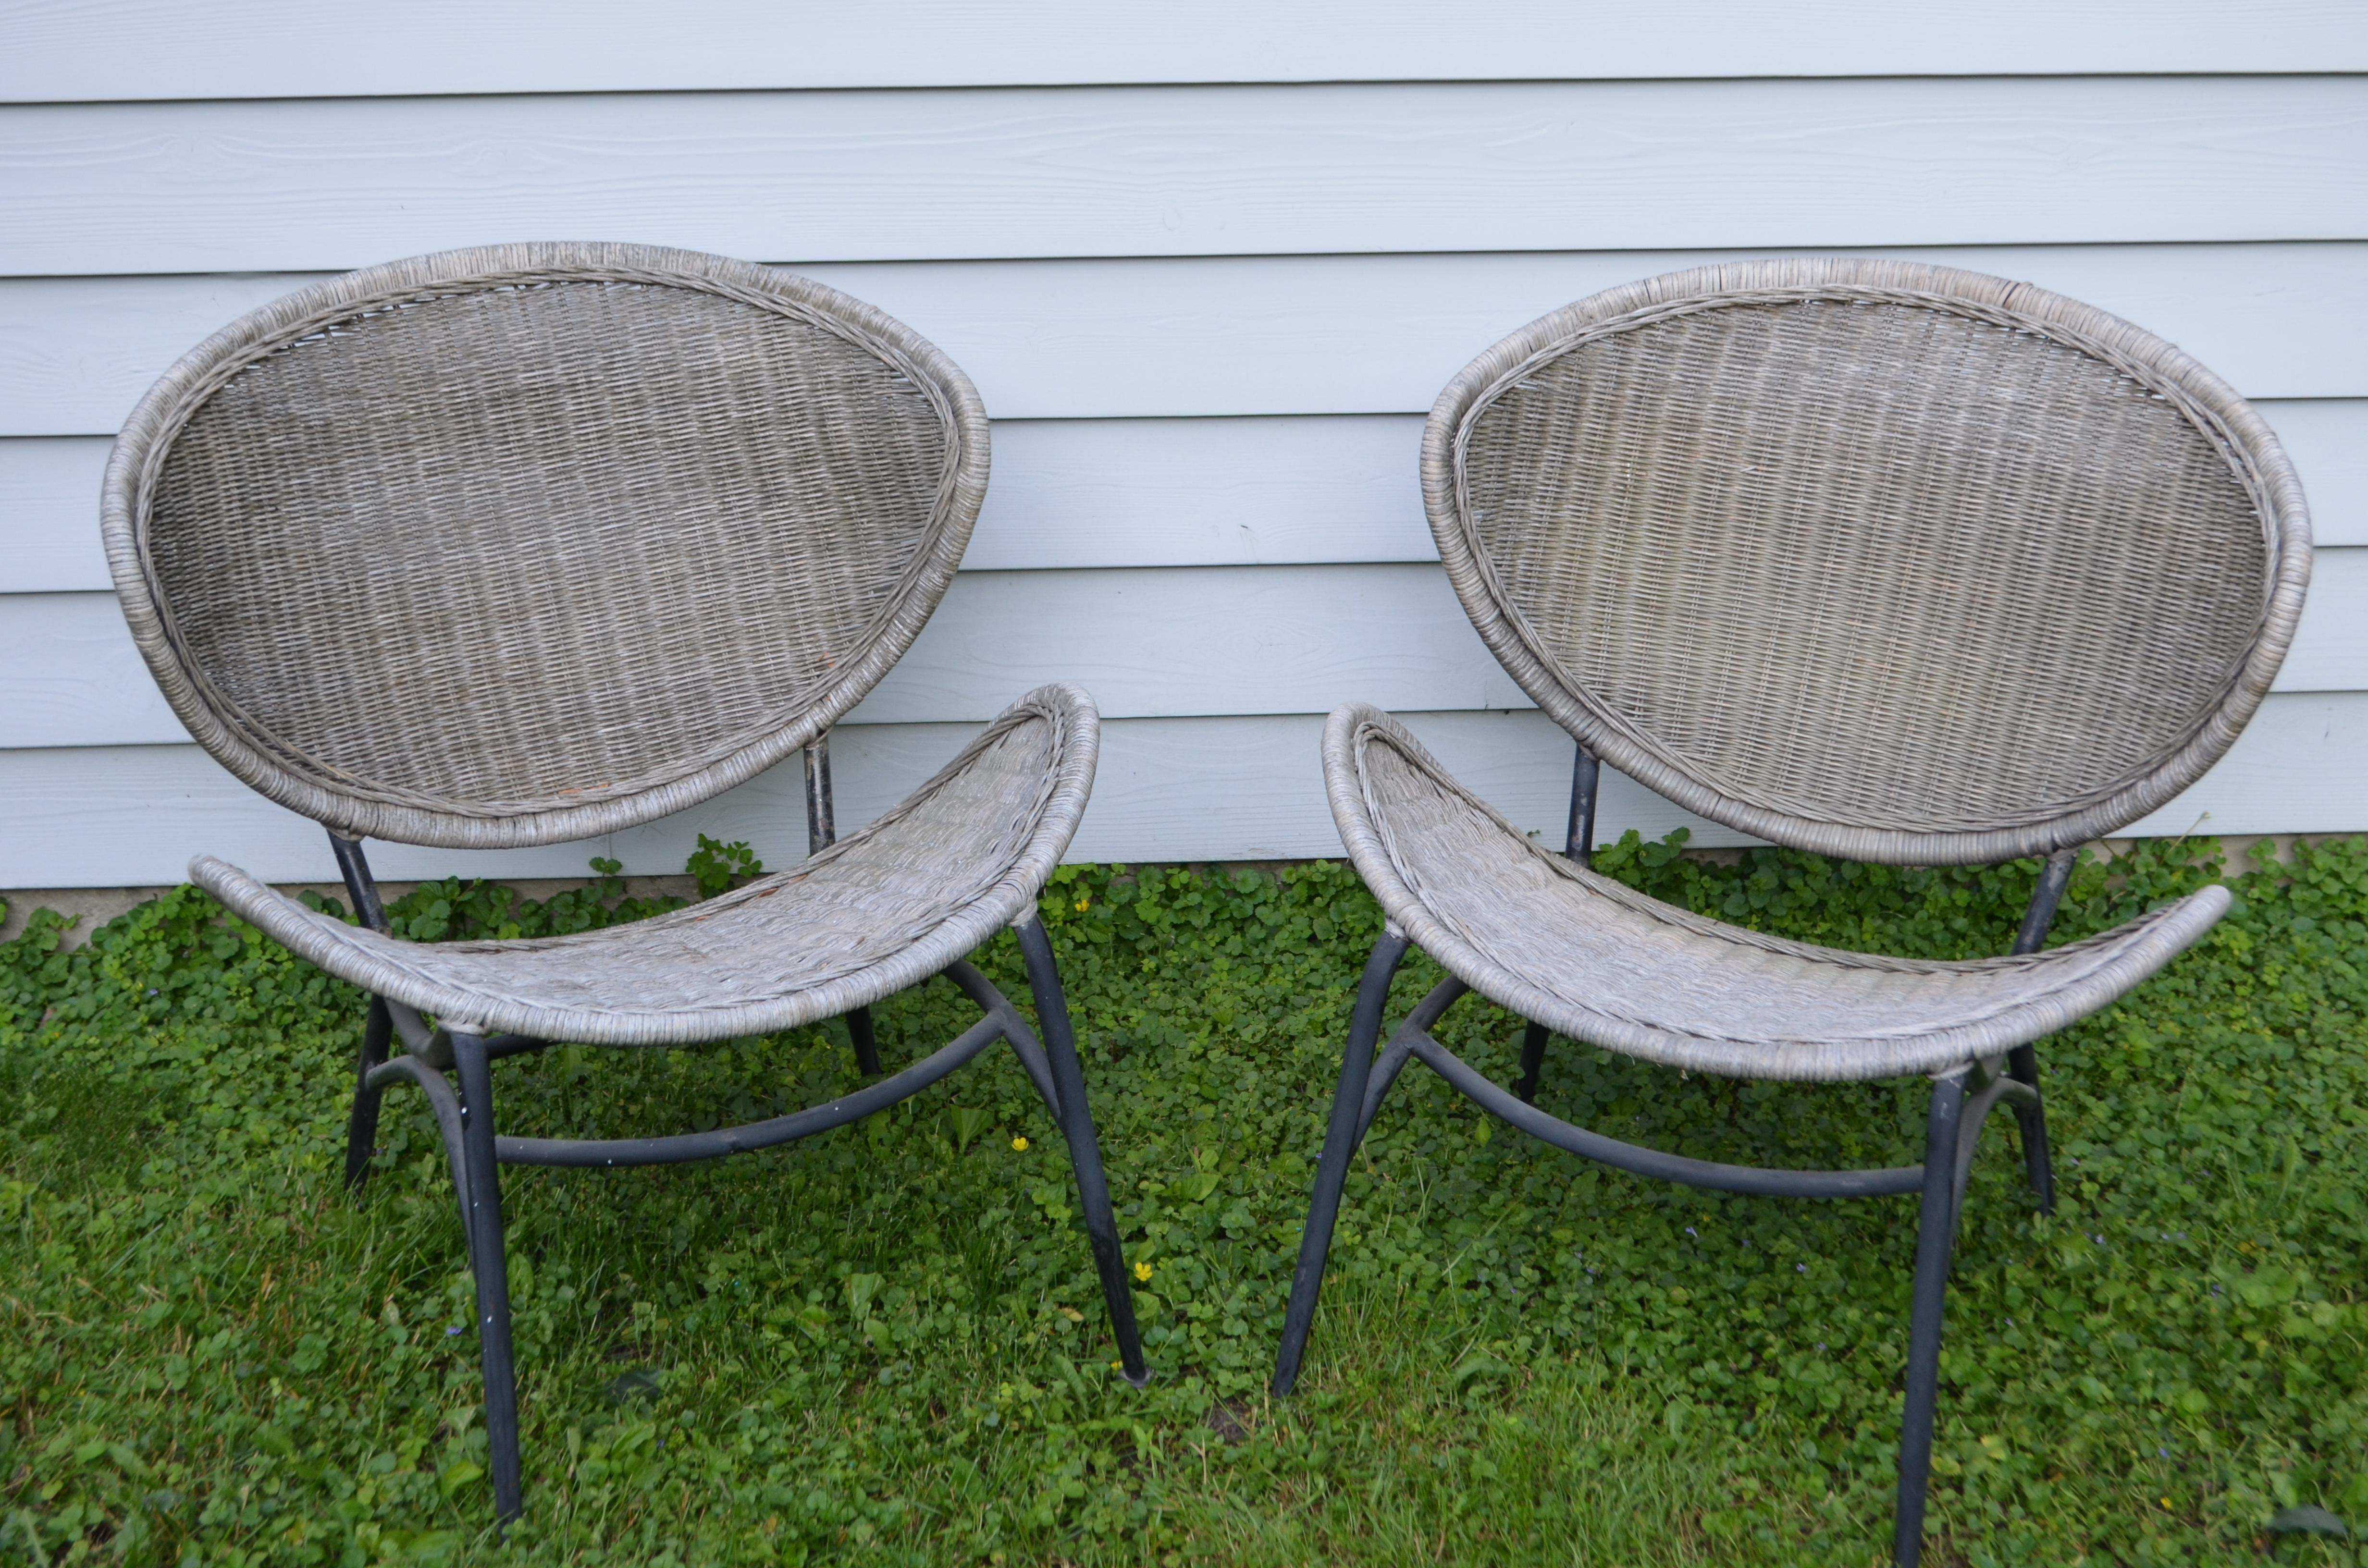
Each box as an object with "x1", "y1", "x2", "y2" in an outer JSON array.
[
  {"x1": 1075, "y1": 897, "x2": 1090, "y2": 911},
  {"x1": 1011, "y1": 1136, "x2": 1029, "y2": 1152},
  {"x1": 1133, "y1": 1260, "x2": 1154, "y2": 1283}
]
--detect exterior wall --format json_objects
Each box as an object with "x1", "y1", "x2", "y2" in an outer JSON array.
[{"x1": 1, "y1": 2, "x2": 2363, "y2": 885}]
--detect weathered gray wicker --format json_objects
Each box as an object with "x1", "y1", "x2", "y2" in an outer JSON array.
[
  {"x1": 1270, "y1": 257, "x2": 2310, "y2": 1566},
  {"x1": 101, "y1": 242, "x2": 1147, "y2": 1524}
]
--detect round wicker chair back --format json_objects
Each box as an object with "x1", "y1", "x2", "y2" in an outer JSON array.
[
  {"x1": 103, "y1": 242, "x2": 988, "y2": 850},
  {"x1": 1423, "y1": 257, "x2": 2311, "y2": 866}
]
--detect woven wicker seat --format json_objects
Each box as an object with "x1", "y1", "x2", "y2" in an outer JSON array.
[
  {"x1": 1273, "y1": 258, "x2": 2310, "y2": 1568},
  {"x1": 197, "y1": 691, "x2": 1087, "y2": 1048},
  {"x1": 1331, "y1": 705, "x2": 2229, "y2": 1084},
  {"x1": 101, "y1": 243, "x2": 1147, "y2": 1525}
]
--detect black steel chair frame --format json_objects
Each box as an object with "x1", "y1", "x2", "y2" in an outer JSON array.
[
  {"x1": 1273, "y1": 747, "x2": 2067, "y2": 1567},
  {"x1": 333, "y1": 740, "x2": 1146, "y2": 1524},
  {"x1": 101, "y1": 246, "x2": 1158, "y2": 1530},
  {"x1": 1269, "y1": 255, "x2": 2308, "y2": 1567}
]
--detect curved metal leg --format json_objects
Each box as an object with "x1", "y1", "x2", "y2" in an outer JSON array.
[
  {"x1": 1272, "y1": 931, "x2": 1411, "y2": 1396},
  {"x1": 1013, "y1": 919, "x2": 1149, "y2": 1387},
  {"x1": 450, "y1": 1031, "x2": 524, "y2": 1525},
  {"x1": 2005, "y1": 1044, "x2": 2055, "y2": 1213},
  {"x1": 1513, "y1": 1020, "x2": 1550, "y2": 1104},
  {"x1": 343, "y1": 995, "x2": 392, "y2": 1193},
  {"x1": 1894, "y1": 1070, "x2": 1969, "y2": 1568},
  {"x1": 1355, "y1": 976, "x2": 1469, "y2": 1147}
]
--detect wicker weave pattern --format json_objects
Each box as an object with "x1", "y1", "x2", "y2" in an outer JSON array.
[
  {"x1": 1326, "y1": 705, "x2": 2227, "y2": 1081},
  {"x1": 195, "y1": 685, "x2": 1097, "y2": 1047},
  {"x1": 1425, "y1": 257, "x2": 2311, "y2": 865},
  {"x1": 103, "y1": 243, "x2": 988, "y2": 849}
]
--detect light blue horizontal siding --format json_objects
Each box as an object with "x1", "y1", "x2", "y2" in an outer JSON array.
[
  {"x1": 7, "y1": 0, "x2": 2361, "y2": 102},
  {"x1": 0, "y1": 437, "x2": 111, "y2": 590},
  {"x1": 0, "y1": 417, "x2": 1439, "y2": 587},
  {"x1": 5, "y1": 245, "x2": 2361, "y2": 438},
  {"x1": 5, "y1": 79, "x2": 2365, "y2": 276},
  {"x1": 2, "y1": 696, "x2": 2358, "y2": 889},
  {"x1": 2, "y1": 48, "x2": 2362, "y2": 885},
  {"x1": 0, "y1": 568, "x2": 1530, "y2": 746},
  {"x1": 0, "y1": 715, "x2": 1745, "y2": 887}
]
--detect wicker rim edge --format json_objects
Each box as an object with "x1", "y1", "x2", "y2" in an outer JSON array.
[
  {"x1": 102, "y1": 240, "x2": 993, "y2": 850},
  {"x1": 1419, "y1": 255, "x2": 2313, "y2": 866},
  {"x1": 189, "y1": 683, "x2": 1098, "y2": 1047}
]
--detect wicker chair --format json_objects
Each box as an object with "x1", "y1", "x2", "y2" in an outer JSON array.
[
  {"x1": 100, "y1": 242, "x2": 1147, "y2": 1523},
  {"x1": 1270, "y1": 258, "x2": 2310, "y2": 1565}
]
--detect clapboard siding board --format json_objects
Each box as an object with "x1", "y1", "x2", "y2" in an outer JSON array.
[
  {"x1": 9, "y1": 245, "x2": 2364, "y2": 439},
  {"x1": 0, "y1": 568, "x2": 1525, "y2": 747},
  {"x1": 2260, "y1": 402, "x2": 2368, "y2": 544},
  {"x1": 0, "y1": 717, "x2": 1740, "y2": 887},
  {"x1": 0, "y1": 437, "x2": 111, "y2": 590},
  {"x1": 2120, "y1": 693, "x2": 2368, "y2": 838},
  {"x1": 0, "y1": 591, "x2": 180, "y2": 745},
  {"x1": 2276, "y1": 550, "x2": 2368, "y2": 690},
  {"x1": 9, "y1": 399, "x2": 2366, "y2": 592},
  {"x1": 3, "y1": 42, "x2": 2361, "y2": 886},
  {"x1": 7, "y1": 80, "x2": 2367, "y2": 276},
  {"x1": 1, "y1": 694, "x2": 2360, "y2": 888},
  {"x1": 9, "y1": 0, "x2": 2364, "y2": 100},
  {"x1": 15, "y1": 553, "x2": 2368, "y2": 751},
  {"x1": 0, "y1": 418, "x2": 1437, "y2": 587}
]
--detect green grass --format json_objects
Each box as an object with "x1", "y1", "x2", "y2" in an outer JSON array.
[{"x1": 3, "y1": 834, "x2": 2366, "y2": 1566}]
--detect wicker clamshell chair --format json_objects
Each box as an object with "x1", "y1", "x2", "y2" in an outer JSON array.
[
  {"x1": 1270, "y1": 258, "x2": 2309, "y2": 1565},
  {"x1": 101, "y1": 242, "x2": 1147, "y2": 1522}
]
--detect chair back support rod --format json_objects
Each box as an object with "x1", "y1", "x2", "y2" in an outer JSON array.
[
  {"x1": 804, "y1": 735, "x2": 837, "y2": 858},
  {"x1": 1564, "y1": 745, "x2": 1600, "y2": 866},
  {"x1": 328, "y1": 832, "x2": 388, "y2": 933},
  {"x1": 797, "y1": 729, "x2": 883, "y2": 1073},
  {"x1": 2001, "y1": 848, "x2": 2071, "y2": 1208},
  {"x1": 2012, "y1": 848, "x2": 2080, "y2": 956}
]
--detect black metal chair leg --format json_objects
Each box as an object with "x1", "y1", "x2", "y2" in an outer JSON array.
[
  {"x1": 450, "y1": 1030, "x2": 524, "y2": 1525},
  {"x1": 1513, "y1": 1020, "x2": 1550, "y2": 1104},
  {"x1": 848, "y1": 1004, "x2": 882, "y2": 1077},
  {"x1": 1272, "y1": 931, "x2": 1411, "y2": 1396},
  {"x1": 1013, "y1": 919, "x2": 1150, "y2": 1387},
  {"x1": 2004, "y1": 1043, "x2": 2055, "y2": 1213},
  {"x1": 343, "y1": 995, "x2": 392, "y2": 1193},
  {"x1": 1894, "y1": 1071, "x2": 1969, "y2": 1568}
]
